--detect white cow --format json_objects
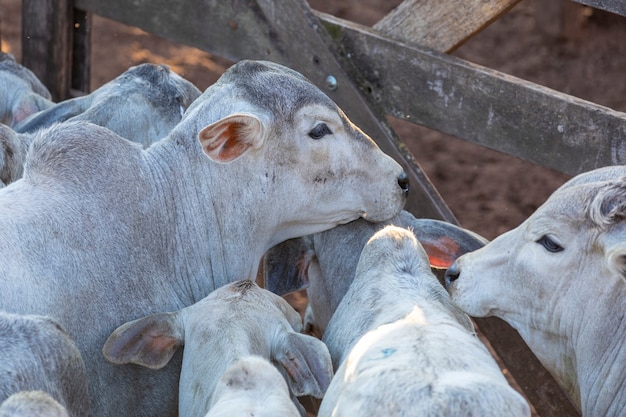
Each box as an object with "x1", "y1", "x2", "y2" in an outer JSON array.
[
  {"x1": 205, "y1": 356, "x2": 301, "y2": 417},
  {"x1": 445, "y1": 165, "x2": 626, "y2": 417},
  {"x1": 14, "y1": 63, "x2": 201, "y2": 148},
  {"x1": 0, "y1": 391, "x2": 70, "y2": 417},
  {"x1": 103, "y1": 280, "x2": 332, "y2": 417},
  {"x1": 0, "y1": 53, "x2": 54, "y2": 127},
  {"x1": 0, "y1": 312, "x2": 90, "y2": 417},
  {"x1": 264, "y1": 210, "x2": 487, "y2": 336},
  {"x1": 0, "y1": 60, "x2": 406, "y2": 417},
  {"x1": 319, "y1": 226, "x2": 530, "y2": 417}
]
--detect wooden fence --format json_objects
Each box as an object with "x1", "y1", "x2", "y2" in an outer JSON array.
[{"x1": 18, "y1": 0, "x2": 626, "y2": 416}]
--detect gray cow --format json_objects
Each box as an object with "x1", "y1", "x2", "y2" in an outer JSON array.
[
  {"x1": 0, "y1": 60, "x2": 407, "y2": 417},
  {"x1": 0, "y1": 312, "x2": 90, "y2": 417},
  {"x1": 14, "y1": 63, "x2": 201, "y2": 148},
  {"x1": 0, "y1": 53, "x2": 54, "y2": 127},
  {"x1": 0, "y1": 64, "x2": 201, "y2": 187},
  {"x1": 0, "y1": 123, "x2": 29, "y2": 187}
]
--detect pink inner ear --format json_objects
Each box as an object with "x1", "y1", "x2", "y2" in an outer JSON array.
[
  {"x1": 219, "y1": 133, "x2": 250, "y2": 160},
  {"x1": 12, "y1": 107, "x2": 31, "y2": 124},
  {"x1": 203, "y1": 121, "x2": 254, "y2": 162},
  {"x1": 296, "y1": 249, "x2": 315, "y2": 286},
  {"x1": 422, "y1": 237, "x2": 462, "y2": 269}
]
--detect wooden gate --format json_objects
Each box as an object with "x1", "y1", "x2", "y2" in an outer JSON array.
[{"x1": 17, "y1": 0, "x2": 626, "y2": 415}]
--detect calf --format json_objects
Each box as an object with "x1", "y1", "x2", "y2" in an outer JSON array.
[
  {"x1": 205, "y1": 356, "x2": 301, "y2": 417},
  {"x1": 0, "y1": 64, "x2": 201, "y2": 186},
  {"x1": 264, "y1": 210, "x2": 486, "y2": 336},
  {"x1": 0, "y1": 312, "x2": 89, "y2": 417},
  {"x1": 103, "y1": 280, "x2": 332, "y2": 417},
  {"x1": 0, "y1": 53, "x2": 54, "y2": 127},
  {"x1": 0, "y1": 60, "x2": 406, "y2": 417},
  {"x1": 15, "y1": 63, "x2": 201, "y2": 147},
  {"x1": 318, "y1": 226, "x2": 530, "y2": 417},
  {"x1": 445, "y1": 165, "x2": 626, "y2": 417}
]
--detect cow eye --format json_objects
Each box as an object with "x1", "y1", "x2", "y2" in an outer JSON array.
[
  {"x1": 536, "y1": 235, "x2": 564, "y2": 253},
  {"x1": 308, "y1": 123, "x2": 332, "y2": 140}
]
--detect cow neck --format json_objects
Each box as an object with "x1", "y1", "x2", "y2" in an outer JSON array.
[
  {"x1": 574, "y1": 277, "x2": 626, "y2": 417},
  {"x1": 145, "y1": 136, "x2": 266, "y2": 302}
]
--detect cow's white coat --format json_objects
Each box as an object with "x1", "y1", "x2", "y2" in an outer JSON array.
[
  {"x1": 319, "y1": 226, "x2": 530, "y2": 417},
  {"x1": 264, "y1": 210, "x2": 486, "y2": 336},
  {"x1": 446, "y1": 165, "x2": 626, "y2": 416},
  {"x1": 0, "y1": 53, "x2": 53, "y2": 127},
  {"x1": 0, "y1": 391, "x2": 70, "y2": 417},
  {"x1": 14, "y1": 63, "x2": 201, "y2": 148},
  {"x1": 103, "y1": 280, "x2": 332, "y2": 417}
]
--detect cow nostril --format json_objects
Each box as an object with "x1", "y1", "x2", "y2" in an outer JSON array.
[
  {"x1": 398, "y1": 171, "x2": 409, "y2": 194},
  {"x1": 444, "y1": 263, "x2": 460, "y2": 288}
]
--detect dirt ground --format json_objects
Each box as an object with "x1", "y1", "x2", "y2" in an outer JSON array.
[{"x1": 1, "y1": 0, "x2": 625, "y2": 415}]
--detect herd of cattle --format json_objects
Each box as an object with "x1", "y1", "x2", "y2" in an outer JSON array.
[{"x1": 0, "y1": 51, "x2": 624, "y2": 417}]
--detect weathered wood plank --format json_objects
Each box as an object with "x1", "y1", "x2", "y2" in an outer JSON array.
[
  {"x1": 22, "y1": 0, "x2": 73, "y2": 100},
  {"x1": 571, "y1": 0, "x2": 626, "y2": 17},
  {"x1": 373, "y1": 0, "x2": 521, "y2": 52},
  {"x1": 320, "y1": 13, "x2": 626, "y2": 177},
  {"x1": 73, "y1": 0, "x2": 457, "y2": 222}
]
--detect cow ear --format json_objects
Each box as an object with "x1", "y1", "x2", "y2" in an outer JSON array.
[
  {"x1": 410, "y1": 218, "x2": 488, "y2": 269},
  {"x1": 264, "y1": 237, "x2": 314, "y2": 296},
  {"x1": 198, "y1": 113, "x2": 266, "y2": 163},
  {"x1": 607, "y1": 243, "x2": 626, "y2": 281},
  {"x1": 604, "y1": 225, "x2": 626, "y2": 281},
  {"x1": 102, "y1": 312, "x2": 184, "y2": 370},
  {"x1": 593, "y1": 181, "x2": 626, "y2": 281},
  {"x1": 12, "y1": 94, "x2": 53, "y2": 126},
  {"x1": 14, "y1": 97, "x2": 86, "y2": 133},
  {"x1": 272, "y1": 332, "x2": 333, "y2": 398}
]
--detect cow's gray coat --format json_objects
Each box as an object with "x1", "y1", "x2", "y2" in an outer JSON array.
[{"x1": 0, "y1": 60, "x2": 406, "y2": 417}]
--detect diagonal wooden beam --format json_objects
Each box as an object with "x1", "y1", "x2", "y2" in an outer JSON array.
[{"x1": 373, "y1": 0, "x2": 521, "y2": 52}]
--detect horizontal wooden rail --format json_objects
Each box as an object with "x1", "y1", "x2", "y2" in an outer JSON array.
[{"x1": 319, "y1": 13, "x2": 626, "y2": 177}]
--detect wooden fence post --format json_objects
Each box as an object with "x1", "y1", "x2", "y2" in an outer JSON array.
[{"x1": 22, "y1": 0, "x2": 78, "y2": 100}]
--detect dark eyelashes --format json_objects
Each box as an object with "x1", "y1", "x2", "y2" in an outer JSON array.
[
  {"x1": 536, "y1": 235, "x2": 564, "y2": 253},
  {"x1": 308, "y1": 122, "x2": 332, "y2": 139}
]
